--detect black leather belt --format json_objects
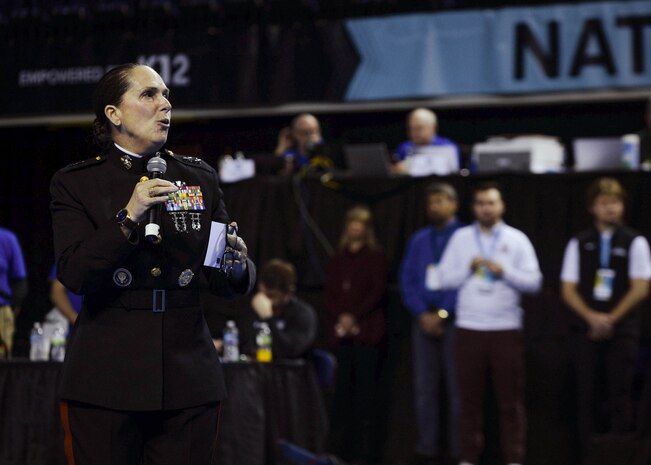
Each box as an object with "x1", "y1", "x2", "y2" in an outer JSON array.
[
  {"x1": 121, "y1": 289, "x2": 200, "y2": 312},
  {"x1": 87, "y1": 289, "x2": 201, "y2": 312}
]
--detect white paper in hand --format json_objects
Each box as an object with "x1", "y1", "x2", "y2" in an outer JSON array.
[{"x1": 204, "y1": 221, "x2": 228, "y2": 269}]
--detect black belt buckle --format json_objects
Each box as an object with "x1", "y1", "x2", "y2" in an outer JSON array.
[{"x1": 153, "y1": 289, "x2": 166, "y2": 313}]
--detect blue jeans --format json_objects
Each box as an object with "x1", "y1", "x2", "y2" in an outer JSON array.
[{"x1": 412, "y1": 320, "x2": 459, "y2": 458}]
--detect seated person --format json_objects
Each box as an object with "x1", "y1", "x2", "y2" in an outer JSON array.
[
  {"x1": 393, "y1": 108, "x2": 461, "y2": 174},
  {"x1": 274, "y1": 113, "x2": 325, "y2": 173},
  {"x1": 250, "y1": 259, "x2": 318, "y2": 359},
  {"x1": 214, "y1": 259, "x2": 318, "y2": 359}
]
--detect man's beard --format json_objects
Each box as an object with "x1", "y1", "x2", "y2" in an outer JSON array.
[{"x1": 478, "y1": 216, "x2": 498, "y2": 228}]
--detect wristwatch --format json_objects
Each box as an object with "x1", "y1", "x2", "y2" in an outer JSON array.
[
  {"x1": 115, "y1": 208, "x2": 139, "y2": 230},
  {"x1": 436, "y1": 308, "x2": 450, "y2": 320}
]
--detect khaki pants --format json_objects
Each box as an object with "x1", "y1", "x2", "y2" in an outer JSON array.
[{"x1": 0, "y1": 305, "x2": 15, "y2": 357}]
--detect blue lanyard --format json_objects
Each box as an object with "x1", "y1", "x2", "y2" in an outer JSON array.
[
  {"x1": 600, "y1": 234, "x2": 612, "y2": 268},
  {"x1": 474, "y1": 223, "x2": 501, "y2": 260}
]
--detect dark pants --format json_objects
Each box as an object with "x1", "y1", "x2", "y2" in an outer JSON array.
[
  {"x1": 455, "y1": 328, "x2": 525, "y2": 465},
  {"x1": 574, "y1": 331, "x2": 638, "y2": 462},
  {"x1": 60, "y1": 400, "x2": 221, "y2": 465},
  {"x1": 329, "y1": 344, "x2": 383, "y2": 464},
  {"x1": 412, "y1": 321, "x2": 459, "y2": 458}
]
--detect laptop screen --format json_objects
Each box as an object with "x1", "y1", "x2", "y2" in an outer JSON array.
[{"x1": 343, "y1": 143, "x2": 392, "y2": 177}]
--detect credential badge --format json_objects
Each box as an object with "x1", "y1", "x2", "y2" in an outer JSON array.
[{"x1": 178, "y1": 269, "x2": 194, "y2": 287}]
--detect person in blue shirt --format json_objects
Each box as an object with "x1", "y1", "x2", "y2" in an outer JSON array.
[
  {"x1": 0, "y1": 226, "x2": 28, "y2": 357},
  {"x1": 393, "y1": 108, "x2": 461, "y2": 175},
  {"x1": 399, "y1": 182, "x2": 463, "y2": 465},
  {"x1": 274, "y1": 113, "x2": 323, "y2": 173}
]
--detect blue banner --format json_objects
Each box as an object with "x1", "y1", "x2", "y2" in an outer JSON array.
[{"x1": 345, "y1": 1, "x2": 651, "y2": 100}]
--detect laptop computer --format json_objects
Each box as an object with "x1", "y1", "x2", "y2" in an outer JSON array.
[
  {"x1": 573, "y1": 138, "x2": 623, "y2": 171},
  {"x1": 343, "y1": 143, "x2": 393, "y2": 177},
  {"x1": 476, "y1": 151, "x2": 531, "y2": 173}
]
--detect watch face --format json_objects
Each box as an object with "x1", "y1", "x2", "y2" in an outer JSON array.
[{"x1": 116, "y1": 209, "x2": 128, "y2": 223}]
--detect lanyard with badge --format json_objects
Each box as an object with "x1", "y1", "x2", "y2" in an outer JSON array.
[
  {"x1": 474, "y1": 224, "x2": 501, "y2": 293},
  {"x1": 593, "y1": 234, "x2": 615, "y2": 301}
]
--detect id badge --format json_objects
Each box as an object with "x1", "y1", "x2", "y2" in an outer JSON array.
[
  {"x1": 476, "y1": 265, "x2": 494, "y2": 293},
  {"x1": 425, "y1": 264, "x2": 441, "y2": 291},
  {"x1": 593, "y1": 268, "x2": 615, "y2": 301}
]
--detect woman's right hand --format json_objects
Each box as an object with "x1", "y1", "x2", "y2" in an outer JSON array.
[
  {"x1": 124, "y1": 179, "x2": 178, "y2": 224},
  {"x1": 335, "y1": 312, "x2": 359, "y2": 338}
]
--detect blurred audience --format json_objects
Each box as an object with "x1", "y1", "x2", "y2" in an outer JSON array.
[
  {"x1": 0, "y1": 226, "x2": 27, "y2": 358},
  {"x1": 325, "y1": 205, "x2": 388, "y2": 465},
  {"x1": 399, "y1": 182, "x2": 463, "y2": 465},
  {"x1": 560, "y1": 178, "x2": 651, "y2": 464},
  {"x1": 437, "y1": 182, "x2": 542, "y2": 465},
  {"x1": 392, "y1": 108, "x2": 461, "y2": 174},
  {"x1": 275, "y1": 113, "x2": 324, "y2": 174}
]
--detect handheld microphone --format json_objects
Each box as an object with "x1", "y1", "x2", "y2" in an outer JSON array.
[{"x1": 145, "y1": 154, "x2": 168, "y2": 243}]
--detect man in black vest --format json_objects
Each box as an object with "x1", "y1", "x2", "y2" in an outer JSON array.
[{"x1": 560, "y1": 177, "x2": 651, "y2": 464}]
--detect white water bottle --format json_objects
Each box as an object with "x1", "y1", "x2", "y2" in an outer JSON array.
[
  {"x1": 29, "y1": 322, "x2": 49, "y2": 361},
  {"x1": 222, "y1": 320, "x2": 240, "y2": 362},
  {"x1": 622, "y1": 134, "x2": 640, "y2": 169}
]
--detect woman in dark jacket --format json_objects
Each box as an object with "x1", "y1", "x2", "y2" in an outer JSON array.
[
  {"x1": 51, "y1": 63, "x2": 255, "y2": 465},
  {"x1": 324, "y1": 205, "x2": 388, "y2": 465}
]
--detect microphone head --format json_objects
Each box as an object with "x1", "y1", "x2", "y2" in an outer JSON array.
[{"x1": 147, "y1": 155, "x2": 167, "y2": 175}]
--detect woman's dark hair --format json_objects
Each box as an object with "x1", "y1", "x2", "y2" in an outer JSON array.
[{"x1": 92, "y1": 63, "x2": 141, "y2": 153}]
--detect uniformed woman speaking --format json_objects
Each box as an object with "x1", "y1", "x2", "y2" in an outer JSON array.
[{"x1": 50, "y1": 63, "x2": 255, "y2": 465}]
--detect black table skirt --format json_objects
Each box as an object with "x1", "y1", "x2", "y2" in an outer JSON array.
[{"x1": 0, "y1": 360, "x2": 327, "y2": 465}]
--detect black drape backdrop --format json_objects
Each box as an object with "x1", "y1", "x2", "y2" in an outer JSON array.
[
  {"x1": 218, "y1": 170, "x2": 651, "y2": 291},
  {"x1": 3, "y1": 113, "x2": 651, "y2": 463}
]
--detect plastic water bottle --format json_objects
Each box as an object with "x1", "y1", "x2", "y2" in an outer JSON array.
[
  {"x1": 29, "y1": 322, "x2": 49, "y2": 361},
  {"x1": 50, "y1": 325, "x2": 66, "y2": 362},
  {"x1": 622, "y1": 134, "x2": 640, "y2": 169},
  {"x1": 222, "y1": 320, "x2": 240, "y2": 362},
  {"x1": 255, "y1": 321, "x2": 273, "y2": 363}
]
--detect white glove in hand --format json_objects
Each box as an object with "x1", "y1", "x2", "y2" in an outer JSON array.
[{"x1": 224, "y1": 222, "x2": 248, "y2": 281}]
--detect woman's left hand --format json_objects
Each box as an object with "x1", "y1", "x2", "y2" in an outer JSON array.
[{"x1": 224, "y1": 222, "x2": 248, "y2": 281}]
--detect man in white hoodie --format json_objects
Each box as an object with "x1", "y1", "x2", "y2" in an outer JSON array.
[{"x1": 438, "y1": 181, "x2": 542, "y2": 465}]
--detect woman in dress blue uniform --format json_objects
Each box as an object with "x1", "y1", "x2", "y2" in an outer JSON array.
[{"x1": 50, "y1": 63, "x2": 255, "y2": 465}]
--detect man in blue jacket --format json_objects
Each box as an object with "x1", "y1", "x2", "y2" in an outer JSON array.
[
  {"x1": 0, "y1": 226, "x2": 28, "y2": 358},
  {"x1": 399, "y1": 182, "x2": 463, "y2": 465}
]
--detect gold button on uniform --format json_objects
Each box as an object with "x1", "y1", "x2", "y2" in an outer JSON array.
[{"x1": 150, "y1": 267, "x2": 162, "y2": 277}]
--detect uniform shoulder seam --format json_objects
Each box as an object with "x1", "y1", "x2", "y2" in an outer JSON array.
[
  {"x1": 60, "y1": 155, "x2": 106, "y2": 173},
  {"x1": 170, "y1": 152, "x2": 213, "y2": 172}
]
